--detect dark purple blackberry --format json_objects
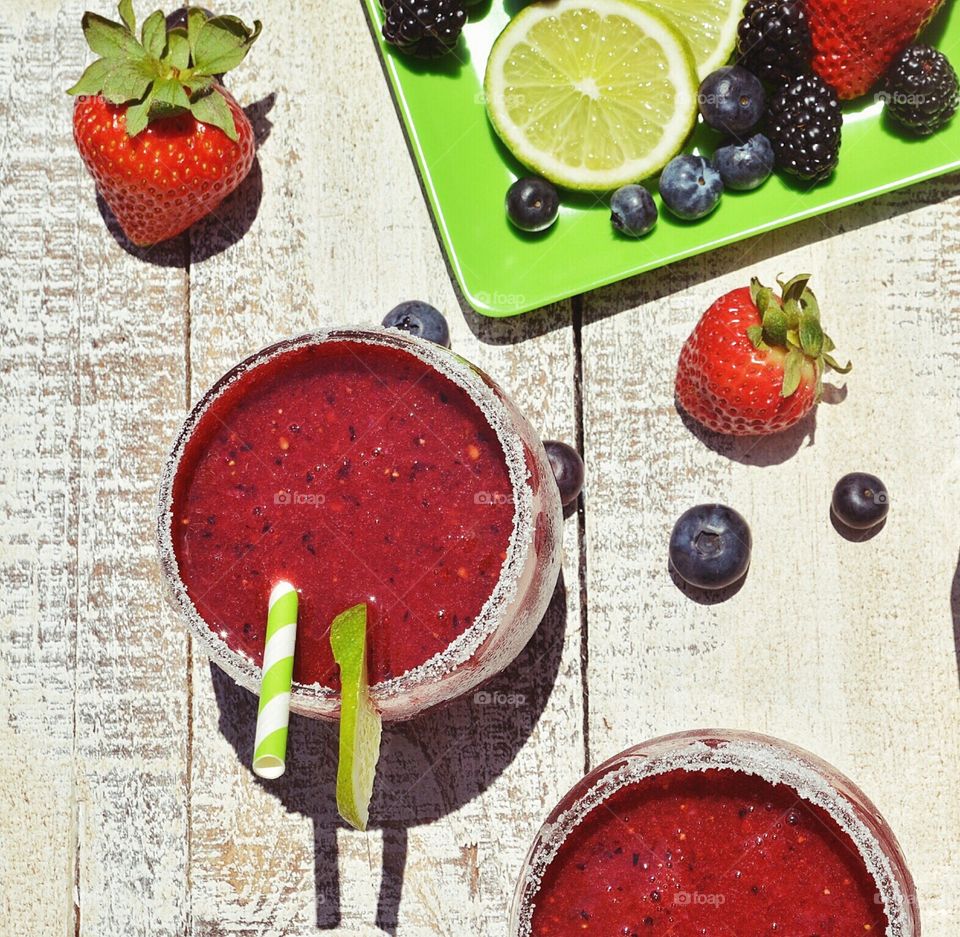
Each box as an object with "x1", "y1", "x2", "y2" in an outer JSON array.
[
  {"x1": 736, "y1": 1, "x2": 812, "y2": 87},
  {"x1": 883, "y1": 45, "x2": 959, "y2": 136},
  {"x1": 165, "y1": 6, "x2": 214, "y2": 30},
  {"x1": 381, "y1": 0, "x2": 466, "y2": 58},
  {"x1": 766, "y1": 73, "x2": 841, "y2": 184}
]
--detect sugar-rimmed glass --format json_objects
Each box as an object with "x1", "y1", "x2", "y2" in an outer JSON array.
[
  {"x1": 512, "y1": 729, "x2": 919, "y2": 936},
  {"x1": 157, "y1": 328, "x2": 563, "y2": 721}
]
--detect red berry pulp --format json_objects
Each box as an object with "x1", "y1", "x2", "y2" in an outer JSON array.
[
  {"x1": 530, "y1": 767, "x2": 889, "y2": 936},
  {"x1": 171, "y1": 339, "x2": 515, "y2": 688}
]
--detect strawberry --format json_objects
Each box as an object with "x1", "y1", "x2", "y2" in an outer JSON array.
[
  {"x1": 67, "y1": 1, "x2": 260, "y2": 246},
  {"x1": 805, "y1": 0, "x2": 944, "y2": 99},
  {"x1": 675, "y1": 276, "x2": 850, "y2": 437}
]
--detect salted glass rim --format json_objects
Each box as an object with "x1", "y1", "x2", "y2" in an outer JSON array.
[
  {"x1": 156, "y1": 326, "x2": 537, "y2": 707},
  {"x1": 513, "y1": 729, "x2": 916, "y2": 937}
]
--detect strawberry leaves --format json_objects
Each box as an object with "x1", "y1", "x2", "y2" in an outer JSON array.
[
  {"x1": 187, "y1": 88, "x2": 237, "y2": 138},
  {"x1": 67, "y1": 1, "x2": 260, "y2": 140},
  {"x1": 165, "y1": 28, "x2": 191, "y2": 71},
  {"x1": 141, "y1": 9, "x2": 167, "y2": 59},
  {"x1": 781, "y1": 348, "x2": 805, "y2": 398},
  {"x1": 118, "y1": 0, "x2": 135, "y2": 31},
  {"x1": 748, "y1": 275, "x2": 851, "y2": 399},
  {"x1": 192, "y1": 15, "x2": 262, "y2": 76},
  {"x1": 81, "y1": 9, "x2": 146, "y2": 59}
]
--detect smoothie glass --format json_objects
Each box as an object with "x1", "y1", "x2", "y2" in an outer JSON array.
[
  {"x1": 157, "y1": 328, "x2": 563, "y2": 720},
  {"x1": 512, "y1": 729, "x2": 919, "y2": 936}
]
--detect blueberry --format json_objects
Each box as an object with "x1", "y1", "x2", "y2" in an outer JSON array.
[
  {"x1": 382, "y1": 301, "x2": 451, "y2": 347},
  {"x1": 669, "y1": 504, "x2": 752, "y2": 590},
  {"x1": 712, "y1": 133, "x2": 774, "y2": 191},
  {"x1": 544, "y1": 440, "x2": 584, "y2": 506},
  {"x1": 831, "y1": 473, "x2": 889, "y2": 530},
  {"x1": 610, "y1": 185, "x2": 658, "y2": 238},
  {"x1": 506, "y1": 177, "x2": 559, "y2": 233},
  {"x1": 698, "y1": 66, "x2": 765, "y2": 137},
  {"x1": 659, "y1": 155, "x2": 723, "y2": 221}
]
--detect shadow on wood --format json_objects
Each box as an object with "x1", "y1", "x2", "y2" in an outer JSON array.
[
  {"x1": 668, "y1": 562, "x2": 748, "y2": 606},
  {"x1": 456, "y1": 172, "x2": 960, "y2": 342},
  {"x1": 210, "y1": 573, "x2": 568, "y2": 931},
  {"x1": 674, "y1": 399, "x2": 817, "y2": 467},
  {"x1": 829, "y1": 510, "x2": 887, "y2": 542}
]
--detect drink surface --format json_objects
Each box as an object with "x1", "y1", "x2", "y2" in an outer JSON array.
[
  {"x1": 529, "y1": 767, "x2": 889, "y2": 935},
  {"x1": 171, "y1": 339, "x2": 515, "y2": 688}
]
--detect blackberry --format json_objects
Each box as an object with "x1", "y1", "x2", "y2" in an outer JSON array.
[
  {"x1": 736, "y1": 0, "x2": 812, "y2": 87},
  {"x1": 883, "y1": 45, "x2": 959, "y2": 136},
  {"x1": 381, "y1": 0, "x2": 466, "y2": 58},
  {"x1": 766, "y1": 73, "x2": 841, "y2": 184}
]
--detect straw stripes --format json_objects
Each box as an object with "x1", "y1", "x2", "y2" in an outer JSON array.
[{"x1": 252, "y1": 580, "x2": 298, "y2": 779}]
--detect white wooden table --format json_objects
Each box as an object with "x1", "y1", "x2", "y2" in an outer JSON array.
[{"x1": 2, "y1": 2, "x2": 959, "y2": 935}]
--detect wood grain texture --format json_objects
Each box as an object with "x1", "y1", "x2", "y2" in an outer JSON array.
[
  {"x1": 2, "y1": 0, "x2": 958, "y2": 935},
  {"x1": 0, "y1": 3, "x2": 190, "y2": 936},
  {"x1": 184, "y1": 2, "x2": 583, "y2": 934},
  {"x1": 580, "y1": 179, "x2": 960, "y2": 933},
  {"x1": 0, "y1": 10, "x2": 80, "y2": 933}
]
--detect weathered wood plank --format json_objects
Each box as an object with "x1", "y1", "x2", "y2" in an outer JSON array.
[
  {"x1": 0, "y1": 9, "x2": 81, "y2": 934},
  {"x1": 8, "y1": 1, "x2": 960, "y2": 934},
  {"x1": 184, "y1": 2, "x2": 584, "y2": 934},
  {"x1": 580, "y1": 180, "x2": 960, "y2": 933},
  {"x1": 0, "y1": 3, "x2": 192, "y2": 935}
]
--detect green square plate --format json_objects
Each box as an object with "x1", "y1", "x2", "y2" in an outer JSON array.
[{"x1": 364, "y1": 1, "x2": 960, "y2": 317}]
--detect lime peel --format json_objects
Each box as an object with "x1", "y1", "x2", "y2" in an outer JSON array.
[{"x1": 331, "y1": 603, "x2": 382, "y2": 832}]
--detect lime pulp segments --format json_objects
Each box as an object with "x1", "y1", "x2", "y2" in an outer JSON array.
[
  {"x1": 647, "y1": 0, "x2": 745, "y2": 79},
  {"x1": 484, "y1": 0, "x2": 699, "y2": 191}
]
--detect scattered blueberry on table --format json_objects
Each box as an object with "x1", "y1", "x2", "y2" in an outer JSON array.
[
  {"x1": 544, "y1": 441, "x2": 585, "y2": 507},
  {"x1": 831, "y1": 473, "x2": 889, "y2": 530},
  {"x1": 669, "y1": 504, "x2": 752, "y2": 591},
  {"x1": 382, "y1": 301, "x2": 451, "y2": 347}
]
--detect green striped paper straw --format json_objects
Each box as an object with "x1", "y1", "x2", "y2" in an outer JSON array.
[{"x1": 252, "y1": 580, "x2": 298, "y2": 779}]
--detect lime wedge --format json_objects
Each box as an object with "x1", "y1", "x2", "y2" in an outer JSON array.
[
  {"x1": 484, "y1": 0, "x2": 698, "y2": 191},
  {"x1": 331, "y1": 603, "x2": 382, "y2": 832},
  {"x1": 647, "y1": 0, "x2": 745, "y2": 79}
]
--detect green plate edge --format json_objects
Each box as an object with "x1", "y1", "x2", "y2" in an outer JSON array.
[{"x1": 364, "y1": 0, "x2": 960, "y2": 317}]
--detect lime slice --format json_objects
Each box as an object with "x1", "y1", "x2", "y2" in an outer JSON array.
[
  {"x1": 331, "y1": 603, "x2": 382, "y2": 832},
  {"x1": 647, "y1": 0, "x2": 745, "y2": 79},
  {"x1": 484, "y1": 0, "x2": 699, "y2": 191}
]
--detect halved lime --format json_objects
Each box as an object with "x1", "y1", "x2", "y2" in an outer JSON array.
[
  {"x1": 331, "y1": 603, "x2": 382, "y2": 832},
  {"x1": 484, "y1": 0, "x2": 699, "y2": 192},
  {"x1": 648, "y1": 0, "x2": 745, "y2": 79}
]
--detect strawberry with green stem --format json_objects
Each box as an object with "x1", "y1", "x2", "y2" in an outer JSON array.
[
  {"x1": 676, "y1": 275, "x2": 851, "y2": 437},
  {"x1": 68, "y1": 0, "x2": 260, "y2": 246}
]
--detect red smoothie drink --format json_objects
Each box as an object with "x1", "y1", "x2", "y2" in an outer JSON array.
[
  {"x1": 514, "y1": 731, "x2": 918, "y2": 937},
  {"x1": 159, "y1": 330, "x2": 563, "y2": 719}
]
